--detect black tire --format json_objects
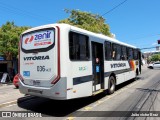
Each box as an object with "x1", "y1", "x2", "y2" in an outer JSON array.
[
  {"x1": 108, "y1": 76, "x2": 116, "y2": 94},
  {"x1": 148, "y1": 66, "x2": 153, "y2": 69}
]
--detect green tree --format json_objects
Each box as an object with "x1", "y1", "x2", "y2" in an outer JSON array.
[
  {"x1": 58, "y1": 9, "x2": 112, "y2": 37},
  {"x1": 149, "y1": 54, "x2": 160, "y2": 62},
  {"x1": 0, "y1": 21, "x2": 29, "y2": 60}
]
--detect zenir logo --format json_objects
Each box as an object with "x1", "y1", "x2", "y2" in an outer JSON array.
[{"x1": 25, "y1": 36, "x2": 34, "y2": 44}]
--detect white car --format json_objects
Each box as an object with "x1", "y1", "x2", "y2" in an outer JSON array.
[{"x1": 148, "y1": 62, "x2": 160, "y2": 69}]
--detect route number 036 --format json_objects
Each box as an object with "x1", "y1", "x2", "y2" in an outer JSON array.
[{"x1": 37, "y1": 66, "x2": 45, "y2": 72}]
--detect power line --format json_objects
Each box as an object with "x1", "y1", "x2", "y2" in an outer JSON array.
[{"x1": 101, "y1": 0, "x2": 128, "y2": 16}]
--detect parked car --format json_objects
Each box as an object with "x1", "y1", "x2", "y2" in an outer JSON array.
[
  {"x1": 148, "y1": 62, "x2": 160, "y2": 69},
  {"x1": 13, "y1": 74, "x2": 19, "y2": 88}
]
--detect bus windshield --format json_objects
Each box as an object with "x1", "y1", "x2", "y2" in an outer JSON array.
[{"x1": 21, "y1": 28, "x2": 55, "y2": 52}]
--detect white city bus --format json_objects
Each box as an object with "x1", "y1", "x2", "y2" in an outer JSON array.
[{"x1": 18, "y1": 23, "x2": 141, "y2": 100}]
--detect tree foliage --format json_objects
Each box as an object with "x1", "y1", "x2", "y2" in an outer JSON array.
[
  {"x1": 58, "y1": 9, "x2": 112, "y2": 37},
  {"x1": 0, "y1": 21, "x2": 29, "y2": 60},
  {"x1": 149, "y1": 54, "x2": 160, "y2": 62}
]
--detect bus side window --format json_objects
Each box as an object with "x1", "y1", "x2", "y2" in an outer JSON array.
[
  {"x1": 121, "y1": 46, "x2": 127, "y2": 60},
  {"x1": 116, "y1": 45, "x2": 121, "y2": 60},
  {"x1": 69, "y1": 32, "x2": 90, "y2": 61},
  {"x1": 128, "y1": 48, "x2": 133, "y2": 60},
  {"x1": 134, "y1": 49, "x2": 138, "y2": 60},
  {"x1": 112, "y1": 50, "x2": 116, "y2": 60},
  {"x1": 126, "y1": 47, "x2": 129, "y2": 60},
  {"x1": 105, "y1": 41, "x2": 112, "y2": 60},
  {"x1": 112, "y1": 44, "x2": 116, "y2": 60},
  {"x1": 112, "y1": 44, "x2": 121, "y2": 60}
]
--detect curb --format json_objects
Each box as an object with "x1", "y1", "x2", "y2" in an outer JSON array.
[{"x1": 0, "y1": 83, "x2": 13, "y2": 87}]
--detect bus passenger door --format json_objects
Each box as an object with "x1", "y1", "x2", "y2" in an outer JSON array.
[{"x1": 91, "y1": 42, "x2": 104, "y2": 92}]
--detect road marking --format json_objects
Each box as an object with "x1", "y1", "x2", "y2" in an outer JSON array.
[
  {"x1": 66, "y1": 117, "x2": 75, "y2": 120},
  {"x1": 92, "y1": 89, "x2": 104, "y2": 96},
  {"x1": 0, "y1": 100, "x2": 17, "y2": 108},
  {"x1": 5, "y1": 103, "x2": 17, "y2": 108},
  {"x1": 84, "y1": 106, "x2": 92, "y2": 111},
  {"x1": 97, "y1": 100, "x2": 103, "y2": 104},
  {"x1": 0, "y1": 95, "x2": 35, "y2": 108}
]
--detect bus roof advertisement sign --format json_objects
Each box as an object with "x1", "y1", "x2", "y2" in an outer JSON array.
[{"x1": 22, "y1": 29, "x2": 54, "y2": 50}]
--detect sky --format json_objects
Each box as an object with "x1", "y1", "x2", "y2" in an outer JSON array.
[{"x1": 0, "y1": 0, "x2": 160, "y2": 52}]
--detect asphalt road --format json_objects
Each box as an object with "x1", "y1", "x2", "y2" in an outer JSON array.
[{"x1": 0, "y1": 65, "x2": 159, "y2": 120}]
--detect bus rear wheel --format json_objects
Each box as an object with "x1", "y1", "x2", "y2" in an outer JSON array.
[{"x1": 108, "y1": 76, "x2": 116, "y2": 94}]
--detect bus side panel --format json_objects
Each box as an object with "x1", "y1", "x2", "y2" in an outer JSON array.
[
  {"x1": 67, "y1": 81, "x2": 92, "y2": 99},
  {"x1": 116, "y1": 74, "x2": 125, "y2": 85},
  {"x1": 59, "y1": 25, "x2": 71, "y2": 78},
  {"x1": 66, "y1": 61, "x2": 93, "y2": 99},
  {"x1": 104, "y1": 77, "x2": 109, "y2": 90},
  {"x1": 104, "y1": 60, "x2": 130, "y2": 83},
  {"x1": 125, "y1": 71, "x2": 135, "y2": 81},
  {"x1": 58, "y1": 27, "x2": 93, "y2": 99}
]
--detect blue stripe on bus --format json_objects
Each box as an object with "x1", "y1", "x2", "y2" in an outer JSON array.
[{"x1": 73, "y1": 68, "x2": 132, "y2": 85}]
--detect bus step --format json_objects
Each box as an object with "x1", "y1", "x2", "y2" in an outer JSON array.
[{"x1": 92, "y1": 89, "x2": 104, "y2": 96}]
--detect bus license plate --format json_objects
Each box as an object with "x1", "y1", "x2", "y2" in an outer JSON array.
[{"x1": 30, "y1": 80, "x2": 41, "y2": 86}]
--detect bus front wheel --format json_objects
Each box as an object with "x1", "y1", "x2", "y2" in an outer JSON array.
[{"x1": 108, "y1": 76, "x2": 116, "y2": 94}]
